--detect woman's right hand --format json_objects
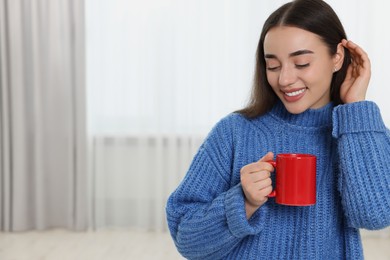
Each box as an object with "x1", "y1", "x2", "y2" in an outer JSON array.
[{"x1": 240, "y1": 152, "x2": 274, "y2": 219}]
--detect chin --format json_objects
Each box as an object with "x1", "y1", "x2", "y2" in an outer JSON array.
[{"x1": 283, "y1": 102, "x2": 309, "y2": 114}]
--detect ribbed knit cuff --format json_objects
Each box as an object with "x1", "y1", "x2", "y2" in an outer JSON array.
[
  {"x1": 332, "y1": 101, "x2": 386, "y2": 138},
  {"x1": 225, "y1": 184, "x2": 268, "y2": 238}
]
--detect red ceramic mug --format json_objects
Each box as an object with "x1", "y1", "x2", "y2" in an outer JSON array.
[{"x1": 268, "y1": 153, "x2": 316, "y2": 206}]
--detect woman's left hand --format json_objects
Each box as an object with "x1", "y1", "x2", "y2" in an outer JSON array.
[{"x1": 339, "y1": 39, "x2": 371, "y2": 104}]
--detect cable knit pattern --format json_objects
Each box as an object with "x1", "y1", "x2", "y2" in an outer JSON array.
[{"x1": 166, "y1": 101, "x2": 390, "y2": 259}]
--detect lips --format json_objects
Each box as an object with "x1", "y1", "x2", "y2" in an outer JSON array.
[
  {"x1": 285, "y1": 88, "x2": 306, "y2": 97},
  {"x1": 282, "y1": 88, "x2": 307, "y2": 102}
]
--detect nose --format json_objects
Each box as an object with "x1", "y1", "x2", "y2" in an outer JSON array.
[{"x1": 278, "y1": 65, "x2": 297, "y2": 87}]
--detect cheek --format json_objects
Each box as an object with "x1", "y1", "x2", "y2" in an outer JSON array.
[
  {"x1": 308, "y1": 62, "x2": 334, "y2": 82},
  {"x1": 302, "y1": 65, "x2": 331, "y2": 85},
  {"x1": 306, "y1": 68, "x2": 333, "y2": 86}
]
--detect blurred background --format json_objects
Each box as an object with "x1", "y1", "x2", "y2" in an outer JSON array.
[{"x1": 0, "y1": 0, "x2": 389, "y2": 259}]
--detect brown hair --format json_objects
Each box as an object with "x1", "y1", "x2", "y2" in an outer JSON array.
[{"x1": 237, "y1": 0, "x2": 351, "y2": 118}]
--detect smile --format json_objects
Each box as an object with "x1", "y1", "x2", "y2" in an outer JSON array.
[
  {"x1": 284, "y1": 88, "x2": 306, "y2": 97},
  {"x1": 281, "y1": 87, "x2": 307, "y2": 103}
]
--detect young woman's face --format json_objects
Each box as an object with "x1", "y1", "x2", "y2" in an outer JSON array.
[{"x1": 264, "y1": 26, "x2": 339, "y2": 114}]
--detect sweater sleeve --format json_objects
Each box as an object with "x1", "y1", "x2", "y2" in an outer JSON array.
[
  {"x1": 332, "y1": 101, "x2": 390, "y2": 230},
  {"x1": 166, "y1": 115, "x2": 267, "y2": 259}
]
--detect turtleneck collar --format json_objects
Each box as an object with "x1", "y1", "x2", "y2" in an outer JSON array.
[{"x1": 268, "y1": 100, "x2": 334, "y2": 128}]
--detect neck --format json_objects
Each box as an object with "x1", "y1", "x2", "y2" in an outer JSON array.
[{"x1": 269, "y1": 101, "x2": 334, "y2": 128}]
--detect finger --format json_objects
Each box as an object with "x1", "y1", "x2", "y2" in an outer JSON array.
[
  {"x1": 246, "y1": 179, "x2": 272, "y2": 199},
  {"x1": 259, "y1": 186, "x2": 273, "y2": 197},
  {"x1": 342, "y1": 39, "x2": 364, "y2": 54},
  {"x1": 243, "y1": 170, "x2": 271, "y2": 185},
  {"x1": 240, "y1": 162, "x2": 263, "y2": 175},
  {"x1": 253, "y1": 170, "x2": 272, "y2": 182},
  {"x1": 258, "y1": 151, "x2": 274, "y2": 163},
  {"x1": 255, "y1": 177, "x2": 272, "y2": 189},
  {"x1": 345, "y1": 40, "x2": 368, "y2": 58},
  {"x1": 241, "y1": 152, "x2": 275, "y2": 175},
  {"x1": 241, "y1": 164, "x2": 273, "y2": 176},
  {"x1": 257, "y1": 152, "x2": 275, "y2": 172},
  {"x1": 344, "y1": 64, "x2": 353, "y2": 81},
  {"x1": 342, "y1": 39, "x2": 370, "y2": 68}
]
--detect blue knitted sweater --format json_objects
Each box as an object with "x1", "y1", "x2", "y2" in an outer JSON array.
[{"x1": 166, "y1": 101, "x2": 390, "y2": 259}]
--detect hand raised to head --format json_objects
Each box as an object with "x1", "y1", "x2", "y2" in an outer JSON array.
[{"x1": 339, "y1": 39, "x2": 371, "y2": 104}]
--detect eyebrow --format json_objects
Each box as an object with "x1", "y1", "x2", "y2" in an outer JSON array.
[{"x1": 264, "y1": 49, "x2": 314, "y2": 59}]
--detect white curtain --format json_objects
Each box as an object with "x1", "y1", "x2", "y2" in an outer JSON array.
[
  {"x1": 86, "y1": 0, "x2": 390, "y2": 237},
  {"x1": 90, "y1": 135, "x2": 204, "y2": 231},
  {"x1": 0, "y1": 0, "x2": 87, "y2": 231}
]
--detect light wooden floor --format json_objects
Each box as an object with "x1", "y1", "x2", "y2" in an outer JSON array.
[{"x1": 0, "y1": 229, "x2": 389, "y2": 260}]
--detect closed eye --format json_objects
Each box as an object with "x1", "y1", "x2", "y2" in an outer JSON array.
[
  {"x1": 295, "y1": 63, "x2": 310, "y2": 69},
  {"x1": 267, "y1": 66, "x2": 280, "y2": 71}
]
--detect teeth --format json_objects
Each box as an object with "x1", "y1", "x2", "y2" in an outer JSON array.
[{"x1": 285, "y1": 88, "x2": 305, "y2": 97}]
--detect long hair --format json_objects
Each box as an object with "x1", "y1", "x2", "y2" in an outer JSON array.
[{"x1": 237, "y1": 0, "x2": 351, "y2": 118}]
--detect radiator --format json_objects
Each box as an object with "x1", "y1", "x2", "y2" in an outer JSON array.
[{"x1": 90, "y1": 135, "x2": 204, "y2": 231}]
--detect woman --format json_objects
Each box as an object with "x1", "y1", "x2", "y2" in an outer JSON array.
[{"x1": 166, "y1": 0, "x2": 390, "y2": 259}]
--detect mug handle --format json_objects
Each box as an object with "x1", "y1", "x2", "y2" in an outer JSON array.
[{"x1": 267, "y1": 160, "x2": 276, "y2": 197}]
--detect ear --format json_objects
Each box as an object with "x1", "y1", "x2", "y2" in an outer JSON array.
[{"x1": 333, "y1": 43, "x2": 345, "y2": 72}]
